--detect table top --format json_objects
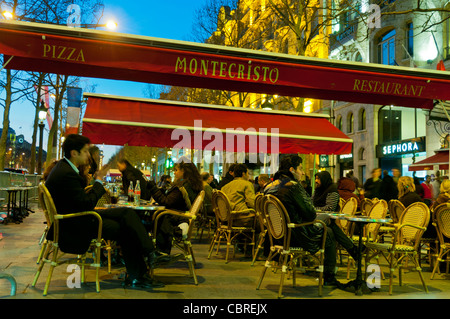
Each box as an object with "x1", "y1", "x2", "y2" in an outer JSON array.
[
  {"x1": 0, "y1": 186, "x2": 35, "y2": 191},
  {"x1": 104, "y1": 201, "x2": 165, "y2": 211},
  {"x1": 317, "y1": 212, "x2": 392, "y2": 224}
]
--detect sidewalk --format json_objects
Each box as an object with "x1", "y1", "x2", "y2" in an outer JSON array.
[{"x1": 1, "y1": 201, "x2": 450, "y2": 300}]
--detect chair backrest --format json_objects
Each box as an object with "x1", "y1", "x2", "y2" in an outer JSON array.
[
  {"x1": 361, "y1": 198, "x2": 373, "y2": 216},
  {"x1": 339, "y1": 197, "x2": 358, "y2": 235},
  {"x1": 365, "y1": 199, "x2": 388, "y2": 241},
  {"x1": 38, "y1": 181, "x2": 52, "y2": 228},
  {"x1": 38, "y1": 182, "x2": 59, "y2": 241},
  {"x1": 254, "y1": 193, "x2": 268, "y2": 232},
  {"x1": 263, "y1": 194, "x2": 289, "y2": 248},
  {"x1": 398, "y1": 202, "x2": 430, "y2": 248},
  {"x1": 431, "y1": 203, "x2": 450, "y2": 244},
  {"x1": 212, "y1": 190, "x2": 233, "y2": 224},
  {"x1": 388, "y1": 199, "x2": 405, "y2": 224},
  {"x1": 339, "y1": 198, "x2": 346, "y2": 212},
  {"x1": 186, "y1": 190, "x2": 205, "y2": 238}
]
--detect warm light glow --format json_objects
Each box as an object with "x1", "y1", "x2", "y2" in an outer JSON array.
[
  {"x1": 105, "y1": 20, "x2": 117, "y2": 30},
  {"x1": 303, "y1": 99, "x2": 313, "y2": 113},
  {"x1": 2, "y1": 11, "x2": 13, "y2": 19}
]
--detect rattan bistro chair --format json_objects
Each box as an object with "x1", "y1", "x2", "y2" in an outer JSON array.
[
  {"x1": 365, "y1": 202, "x2": 430, "y2": 295},
  {"x1": 431, "y1": 203, "x2": 450, "y2": 279},
  {"x1": 208, "y1": 190, "x2": 256, "y2": 263},
  {"x1": 151, "y1": 191, "x2": 205, "y2": 285},
  {"x1": 251, "y1": 193, "x2": 268, "y2": 266},
  {"x1": 256, "y1": 195, "x2": 327, "y2": 298},
  {"x1": 32, "y1": 183, "x2": 104, "y2": 296}
]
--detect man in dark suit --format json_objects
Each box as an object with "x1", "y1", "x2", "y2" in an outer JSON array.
[{"x1": 45, "y1": 134, "x2": 172, "y2": 289}]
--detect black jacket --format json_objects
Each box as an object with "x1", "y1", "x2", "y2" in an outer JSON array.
[
  {"x1": 121, "y1": 165, "x2": 150, "y2": 200},
  {"x1": 45, "y1": 158, "x2": 105, "y2": 254},
  {"x1": 264, "y1": 171, "x2": 323, "y2": 253}
]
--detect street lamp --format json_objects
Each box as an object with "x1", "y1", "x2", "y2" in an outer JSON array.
[{"x1": 37, "y1": 101, "x2": 47, "y2": 175}]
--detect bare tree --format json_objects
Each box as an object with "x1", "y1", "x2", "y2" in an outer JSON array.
[{"x1": 0, "y1": 0, "x2": 105, "y2": 171}]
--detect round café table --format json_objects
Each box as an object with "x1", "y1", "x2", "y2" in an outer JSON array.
[{"x1": 330, "y1": 214, "x2": 392, "y2": 295}]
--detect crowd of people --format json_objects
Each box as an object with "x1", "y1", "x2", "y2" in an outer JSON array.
[{"x1": 41, "y1": 134, "x2": 450, "y2": 291}]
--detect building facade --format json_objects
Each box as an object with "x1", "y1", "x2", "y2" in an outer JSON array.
[{"x1": 329, "y1": 0, "x2": 449, "y2": 183}]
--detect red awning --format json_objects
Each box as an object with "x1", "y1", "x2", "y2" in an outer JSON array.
[
  {"x1": 82, "y1": 93, "x2": 352, "y2": 155},
  {"x1": 408, "y1": 150, "x2": 449, "y2": 171},
  {"x1": 2, "y1": 20, "x2": 450, "y2": 109}
]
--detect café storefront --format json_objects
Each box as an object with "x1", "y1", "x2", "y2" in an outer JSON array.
[{"x1": 376, "y1": 137, "x2": 426, "y2": 177}]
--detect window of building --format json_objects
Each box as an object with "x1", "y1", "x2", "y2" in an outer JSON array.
[
  {"x1": 378, "y1": 29, "x2": 396, "y2": 65},
  {"x1": 444, "y1": 4, "x2": 450, "y2": 60},
  {"x1": 359, "y1": 148, "x2": 365, "y2": 161},
  {"x1": 378, "y1": 106, "x2": 402, "y2": 143},
  {"x1": 336, "y1": 115, "x2": 343, "y2": 131},
  {"x1": 347, "y1": 112, "x2": 354, "y2": 133},
  {"x1": 406, "y1": 22, "x2": 414, "y2": 58},
  {"x1": 358, "y1": 108, "x2": 366, "y2": 131},
  {"x1": 354, "y1": 52, "x2": 363, "y2": 62}
]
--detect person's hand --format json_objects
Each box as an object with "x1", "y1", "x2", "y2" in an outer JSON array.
[{"x1": 94, "y1": 164, "x2": 110, "y2": 180}]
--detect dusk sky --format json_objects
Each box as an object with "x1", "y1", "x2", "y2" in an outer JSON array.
[{"x1": 7, "y1": 0, "x2": 208, "y2": 161}]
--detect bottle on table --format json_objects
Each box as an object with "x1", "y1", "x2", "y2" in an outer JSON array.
[
  {"x1": 111, "y1": 185, "x2": 118, "y2": 204},
  {"x1": 134, "y1": 180, "x2": 141, "y2": 206},
  {"x1": 128, "y1": 181, "x2": 134, "y2": 203}
]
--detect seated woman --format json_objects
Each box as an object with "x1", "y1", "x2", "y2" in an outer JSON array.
[
  {"x1": 337, "y1": 177, "x2": 362, "y2": 210},
  {"x1": 313, "y1": 171, "x2": 340, "y2": 212},
  {"x1": 397, "y1": 176, "x2": 435, "y2": 238},
  {"x1": 146, "y1": 160, "x2": 203, "y2": 254},
  {"x1": 431, "y1": 179, "x2": 450, "y2": 212}
]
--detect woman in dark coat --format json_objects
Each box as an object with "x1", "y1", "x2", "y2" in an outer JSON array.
[
  {"x1": 313, "y1": 171, "x2": 340, "y2": 212},
  {"x1": 337, "y1": 177, "x2": 361, "y2": 209},
  {"x1": 117, "y1": 159, "x2": 151, "y2": 200},
  {"x1": 147, "y1": 160, "x2": 203, "y2": 253}
]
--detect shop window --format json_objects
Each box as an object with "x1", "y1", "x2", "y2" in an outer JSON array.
[
  {"x1": 358, "y1": 108, "x2": 366, "y2": 131},
  {"x1": 347, "y1": 112, "x2": 354, "y2": 133},
  {"x1": 378, "y1": 106, "x2": 401, "y2": 144}
]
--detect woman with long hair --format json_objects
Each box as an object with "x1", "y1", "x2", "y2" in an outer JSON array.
[
  {"x1": 147, "y1": 160, "x2": 203, "y2": 254},
  {"x1": 313, "y1": 171, "x2": 340, "y2": 212},
  {"x1": 431, "y1": 179, "x2": 450, "y2": 211},
  {"x1": 397, "y1": 176, "x2": 422, "y2": 208}
]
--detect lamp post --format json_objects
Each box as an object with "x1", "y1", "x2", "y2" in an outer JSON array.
[{"x1": 37, "y1": 101, "x2": 47, "y2": 175}]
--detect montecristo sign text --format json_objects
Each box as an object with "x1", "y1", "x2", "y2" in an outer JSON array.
[
  {"x1": 174, "y1": 57, "x2": 279, "y2": 84},
  {"x1": 353, "y1": 79, "x2": 425, "y2": 97}
]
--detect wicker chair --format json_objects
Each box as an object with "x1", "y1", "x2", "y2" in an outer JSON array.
[
  {"x1": 345, "y1": 199, "x2": 388, "y2": 280},
  {"x1": 333, "y1": 197, "x2": 358, "y2": 278},
  {"x1": 251, "y1": 193, "x2": 268, "y2": 266},
  {"x1": 360, "y1": 198, "x2": 374, "y2": 216},
  {"x1": 85, "y1": 185, "x2": 115, "y2": 274},
  {"x1": 256, "y1": 195, "x2": 327, "y2": 298},
  {"x1": 388, "y1": 200, "x2": 405, "y2": 224},
  {"x1": 151, "y1": 190, "x2": 205, "y2": 285},
  {"x1": 431, "y1": 203, "x2": 450, "y2": 279},
  {"x1": 208, "y1": 190, "x2": 256, "y2": 263},
  {"x1": 32, "y1": 183, "x2": 103, "y2": 296},
  {"x1": 365, "y1": 202, "x2": 430, "y2": 295}
]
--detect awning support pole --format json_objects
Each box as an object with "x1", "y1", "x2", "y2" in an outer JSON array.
[
  {"x1": 437, "y1": 100, "x2": 450, "y2": 175},
  {"x1": 0, "y1": 56, "x2": 14, "y2": 72}
]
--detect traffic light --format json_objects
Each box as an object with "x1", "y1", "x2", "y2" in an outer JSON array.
[{"x1": 165, "y1": 157, "x2": 174, "y2": 169}]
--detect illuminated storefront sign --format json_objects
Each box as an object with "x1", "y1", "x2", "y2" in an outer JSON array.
[{"x1": 376, "y1": 137, "x2": 425, "y2": 157}]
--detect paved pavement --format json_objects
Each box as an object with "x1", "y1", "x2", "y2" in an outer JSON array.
[{"x1": 1, "y1": 201, "x2": 449, "y2": 312}]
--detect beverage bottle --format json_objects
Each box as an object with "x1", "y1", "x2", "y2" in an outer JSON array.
[
  {"x1": 134, "y1": 180, "x2": 141, "y2": 206},
  {"x1": 128, "y1": 181, "x2": 134, "y2": 203}
]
